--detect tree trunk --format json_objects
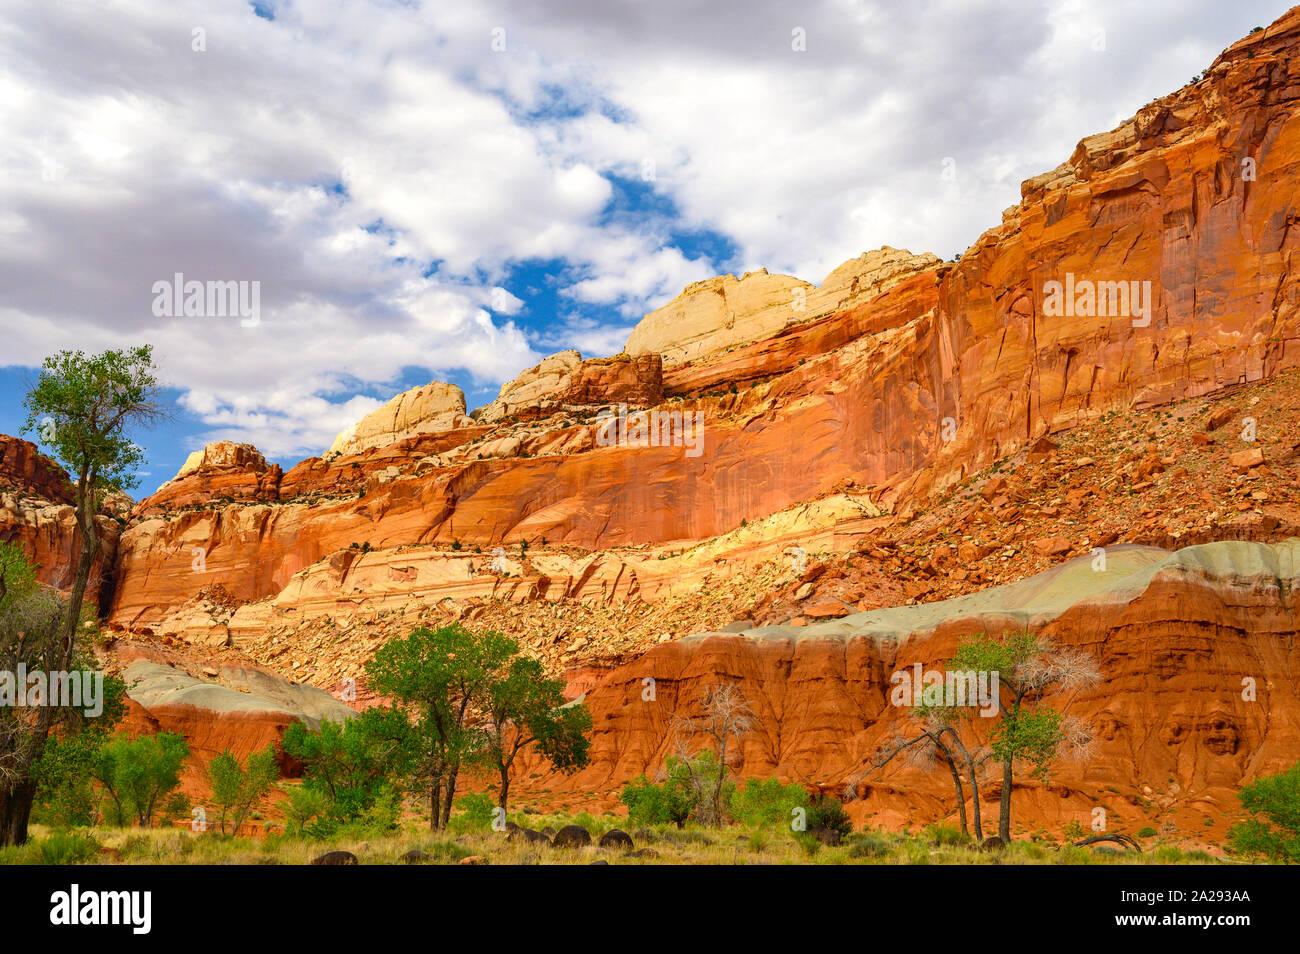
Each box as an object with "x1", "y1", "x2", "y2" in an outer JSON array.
[
  {"x1": 943, "y1": 728, "x2": 983, "y2": 841},
  {"x1": 441, "y1": 767, "x2": 458, "y2": 829},
  {"x1": 941, "y1": 749, "x2": 968, "y2": 838},
  {"x1": 429, "y1": 780, "x2": 439, "y2": 831},
  {"x1": 498, "y1": 764, "x2": 510, "y2": 815},
  {"x1": 0, "y1": 781, "x2": 37, "y2": 846},
  {"x1": 64, "y1": 473, "x2": 98, "y2": 655},
  {"x1": 998, "y1": 755, "x2": 1013, "y2": 842}
]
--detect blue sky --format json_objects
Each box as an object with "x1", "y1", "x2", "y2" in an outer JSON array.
[{"x1": 0, "y1": 0, "x2": 1286, "y2": 495}]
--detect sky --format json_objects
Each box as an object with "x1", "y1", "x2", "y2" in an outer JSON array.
[{"x1": 0, "y1": 0, "x2": 1288, "y2": 494}]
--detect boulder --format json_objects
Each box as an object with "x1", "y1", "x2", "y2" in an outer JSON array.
[
  {"x1": 552, "y1": 825, "x2": 592, "y2": 849},
  {"x1": 598, "y1": 829, "x2": 634, "y2": 851}
]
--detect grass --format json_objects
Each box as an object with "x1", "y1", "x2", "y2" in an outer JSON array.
[{"x1": 1, "y1": 816, "x2": 1242, "y2": 865}]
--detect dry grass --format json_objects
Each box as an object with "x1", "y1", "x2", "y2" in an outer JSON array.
[{"x1": 0, "y1": 815, "x2": 1234, "y2": 866}]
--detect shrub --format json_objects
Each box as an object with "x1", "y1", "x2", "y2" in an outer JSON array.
[
  {"x1": 452, "y1": 792, "x2": 496, "y2": 832},
  {"x1": 1228, "y1": 762, "x2": 1300, "y2": 862},
  {"x1": 924, "y1": 822, "x2": 966, "y2": 846},
  {"x1": 806, "y1": 794, "x2": 853, "y2": 838},
  {"x1": 38, "y1": 831, "x2": 101, "y2": 865},
  {"x1": 1136, "y1": 826, "x2": 1158, "y2": 838},
  {"x1": 729, "y1": 778, "x2": 810, "y2": 829}
]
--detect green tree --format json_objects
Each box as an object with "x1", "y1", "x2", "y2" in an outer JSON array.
[
  {"x1": 22, "y1": 347, "x2": 163, "y2": 651},
  {"x1": 32, "y1": 674, "x2": 128, "y2": 827},
  {"x1": 94, "y1": 732, "x2": 190, "y2": 827},
  {"x1": 206, "y1": 745, "x2": 280, "y2": 835},
  {"x1": 0, "y1": 545, "x2": 125, "y2": 843},
  {"x1": 481, "y1": 653, "x2": 590, "y2": 813},
  {"x1": 952, "y1": 631, "x2": 1098, "y2": 842},
  {"x1": 5, "y1": 347, "x2": 162, "y2": 844},
  {"x1": 1228, "y1": 763, "x2": 1300, "y2": 862},
  {"x1": 620, "y1": 754, "x2": 709, "y2": 829},
  {"x1": 280, "y1": 707, "x2": 410, "y2": 831},
  {"x1": 364, "y1": 623, "x2": 513, "y2": 830}
]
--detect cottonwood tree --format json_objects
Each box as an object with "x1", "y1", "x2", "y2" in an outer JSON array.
[
  {"x1": 0, "y1": 545, "x2": 124, "y2": 843},
  {"x1": 953, "y1": 631, "x2": 1099, "y2": 842},
  {"x1": 669, "y1": 682, "x2": 755, "y2": 826},
  {"x1": 480, "y1": 654, "x2": 590, "y2": 813},
  {"x1": 23, "y1": 347, "x2": 164, "y2": 651},
  {"x1": 207, "y1": 745, "x2": 280, "y2": 835},
  {"x1": 364, "y1": 623, "x2": 514, "y2": 830},
  {"x1": 6, "y1": 348, "x2": 163, "y2": 844}
]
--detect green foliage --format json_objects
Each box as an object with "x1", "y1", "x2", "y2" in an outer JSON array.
[
  {"x1": 281, "y1": 707, "x2": 411, "y2": 832},
  {"x1": 729, "y1": 777, "x2": 810, "y2": 828},
  {"x1": 480, "y1": 652, "x2": 591, "y2": 809},
  {"x1": 924, "y1": 822, "x2": 967, "y2": 846},
  {"x1": 38, "y1": 830, "x2": 102, "y2": 865},
  {"x1": 207, "y1": 745, "x2": 280, "y2": 835},
  {"x1": 1136, "y1": 826, "x2": 1158, "y2": 838},
  {"x1": 22, "y1": 346, "x2": 162, "y2": 495},
  {"x1": 94, "y1": 732, "x2": 190, "y2": 827},
  {"x1": 0, "y1": 542, "x2": 37, "y2": 613},
  {"x1": 619, "y1": 753, "x2": 725, "y2": 828},
  {"x1": 990, "y1": 708, "x2": 1064, "y2": 780},
  {"x1": 1228, "y1": 763, "x2": 1300, "y2": 862},
  {"x1": 806, "y1": 795, "x2": 853, "y2": 838},
  {"x1": 452, "y1": 792, "x2": 496, "y2": 831}
]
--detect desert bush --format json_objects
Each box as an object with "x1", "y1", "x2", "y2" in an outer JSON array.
[
  {"x1": 729, "y1": 777, "x2": 810, "y2": 829},
  {"x1": 1228, "y1": 762, "x2": 1300, "y2": 863}
]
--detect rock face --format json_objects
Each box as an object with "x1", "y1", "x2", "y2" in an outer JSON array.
[
  {"x1": 625, "y1": 248, "x2": 941, "y2": 368},
  {"x1": 116, "y1": 647, "x2": 356, "y2": 786},
  {"x1": 518, "y1": 541, "x2": 1300, "y2": 834},
  {"x1": 477, "y1": 351, "x2": 664, "y2": 423},
  {"x1": 0, "y1": 435, "x2": 120, "y2": 604},
  {"x1": 328, "y1": 381, "x2": 470, "y2": 455},
  {"x1": 175, "y1": 441, "x2": 269, "y2": 480},
  {"x1": 145, "y1": 441, "x2": 281, "y2": 514}
]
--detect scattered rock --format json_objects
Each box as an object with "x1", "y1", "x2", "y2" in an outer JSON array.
[
  {"x1": 311, "y1": 850, "x2": 358, "y2": 866},
  {"x1": 399, "y1": 849, "x2": 430, "y2": 864}
]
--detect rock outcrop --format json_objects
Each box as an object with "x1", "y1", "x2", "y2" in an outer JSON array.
[
  {"x1": 477, "y1": 350, "x2": 664, "y2": 423},
  {"x1": 328, "y1": 381, "x2": 471, "y2": 455},
  {"x1": 625, "y1": 247, "x2": 941, "y2": 368}
]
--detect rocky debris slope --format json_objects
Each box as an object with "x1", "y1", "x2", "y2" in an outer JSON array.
[{"x1": 514, "y1": 539, "x2": 1300, "y2": 839}]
